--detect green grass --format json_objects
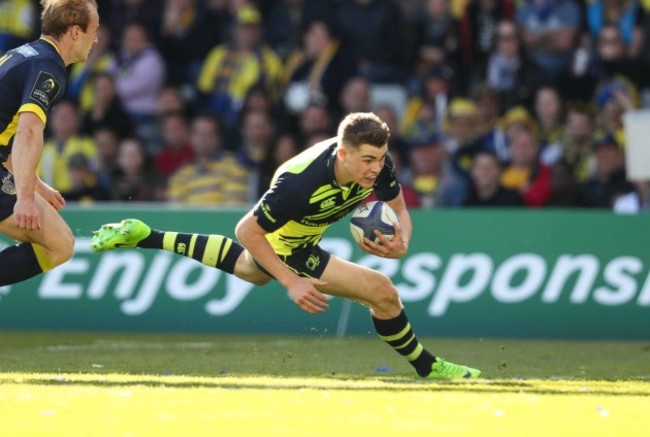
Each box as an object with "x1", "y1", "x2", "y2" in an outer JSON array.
[{"x1": 1, "y1": 331, "x2": 649, "y2": 436}]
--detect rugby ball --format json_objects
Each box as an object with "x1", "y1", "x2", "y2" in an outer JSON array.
[{"x1": 350, "y1": 201, "x2": 398, "y2": 244}]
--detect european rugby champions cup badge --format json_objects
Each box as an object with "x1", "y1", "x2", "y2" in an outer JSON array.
[
  {"x1": 1, "y1": 175, "x2": 16, "y2": 195},
  {"x1": 30, "y1": 71, "x2": 61, "y2": 109}
]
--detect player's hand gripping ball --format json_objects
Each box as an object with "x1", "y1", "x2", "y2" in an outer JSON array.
[{"x1": 350, "y1": 201, "x2": 398, "y2": 244}]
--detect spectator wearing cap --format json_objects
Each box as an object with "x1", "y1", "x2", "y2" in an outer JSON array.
[
  {"x1": 197, "y1": 5, "x2": 283, "y2": 135},
  {"x1": 437, "y1": 98, "x2": 485, "y2": 206},
  {"x1": 406, "y1": 132, "x2": 446, "y2": 208},
  {"x1": 578, "y1": 134, "x2": 638, "y2": 210},
  {"x1": 501, "y1": 125, "x2": 551, "y2": 207},
  {"x1": 464, "y1": 151, "x2": 524, "y2": 207},
  {"x1": 594, "y1": 76, "x2": 638, "y2": 147}
]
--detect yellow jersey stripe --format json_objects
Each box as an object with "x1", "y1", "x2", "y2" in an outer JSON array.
[{"x1": 18, "y1": 103, "x2": 47, "y2": 125}]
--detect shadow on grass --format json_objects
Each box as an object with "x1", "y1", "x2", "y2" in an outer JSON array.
[{"x1": 2, "y1": 374, "x2": 650, "y2": 397}]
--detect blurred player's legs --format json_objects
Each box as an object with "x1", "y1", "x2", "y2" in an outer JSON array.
[{"x1": 0, "y1": 195, "x2": 74, "y2": 286}]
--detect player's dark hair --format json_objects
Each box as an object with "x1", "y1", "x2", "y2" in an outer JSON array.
[
  {"x1": 40, "y1": 0, "x2": 98, "y2": 39},
  {"x1": 338, "y1": 112, "x2": 390, "y2": 149}
]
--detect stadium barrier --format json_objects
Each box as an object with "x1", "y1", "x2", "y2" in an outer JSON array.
[{"x1": 1, "y1": 205, "x2": 649, "y2": 339}]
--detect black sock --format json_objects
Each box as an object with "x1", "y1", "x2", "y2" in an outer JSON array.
[
  {"x1": 138, "y1": 230, "x2": 243, "y2": 274},
  {"x1": 0, "y1": 243, "x2": 45, "y2": 286},
  {"x1": 373, "y1": 309, "x2": 436, "y2": 377}
]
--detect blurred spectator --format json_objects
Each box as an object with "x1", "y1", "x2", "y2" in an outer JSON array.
[
  {"x1": 464, "y1": 151, "x2": 524, "y2": 206},
  {"x1": 237, "y1": 110, "x2": 276, "y2": 182},
  {"x1": 81, "y1": 72, "x2": 133, "y2": 138},
  {"x1": 93, "y1": 127, "x2": 122, "y2": 193},
  {"x1": 61, "y1": 153, "x2": 111, "y2": 203},
  {"x1": 106, "y1": 0, "x2": 163, "y2": 43},
  {"x1": 338, "y1": 76, "x2": 372, "y2": 116},
  {"x1": 437, "y1": 98, "x2": 484, "y2": 206},
  {"x1": 296, "y1": 102, "x2": 333, "y2": 145},
  {"x1": 515, "y1": 0, "x2": 582, "y2": 83},
  {"x1": 115, "y1": 22, "x2": 166, "y2": 147},
  {"x1": 66, "y1": 25, "x2": 118, "y2": 112},
  {"x1": 155, "y1": 113, "x2": 194, "y2": 178},
  {"x1": 401, "y1": 64, "x2": 455, "y2": 138},
  {"x1": 500, "y1": 104, "x2": 539, "y2": 149},
  {"x1": 197, "y1": 5, "x2": 283, "y2": 133},
  {"x1": 374, "y1": 104, "x2": 410, "y2": 167},
  {"x1": 167, "y1": 114, "x2": 250, "y2": 204},
  {"x1": 485, "y1": 19, "x2": 545, "y2": 112},
  {"x1": 585, "y1": 0, "x2": 646, "y2": 59},
  {"x1": 594, "y1": 76, "x2": 638, "y2": 146},
  {"x1": 551, "y1": 105, "x2": 597, "y2": 181},
  {"x1": 156, "y1": 85, "x2": 191, "y2": 118},
  {"x1": 262, "y1": 0, "x2": 335, "y2": 60},
  {"x1": 255, "y1": 132, "x2": 300, "y2": 198},
  {"x1": 0, "y1": 0, "x2": 37, "y2": 54},
  {"x1": 501, "y1": 126, "x2": 551, "y2": 207},
  {"x1": 547, "y1": 159, "x2": 584, "y2": 206},
  {"x1": 578, "y1": 134, "x2": 637, "y2": 209},
  {"x1": 158, "y1": 0, "x2": 222, "y2": 85},
  {"x1": 471, "y1": 83, "x2": 509, "y2": 162},
  {"x1": 459, "y1": 0, "x2": 515, "y2": 82},
  {"x1": 112, "y1": 137, "x2": 164, "y2": 201},
  {"x1": 335, "y1": 0, "x2": 404, "y2": 83},
  {"x1": 39, "y1": 101, "x2": 97, "y2": 193},
  {"x1": 533, "y1": 85, "x2": 565, "y2": 156},
  {"x1": 283, "y1": 19, "x2": 357, "y2": 115},
  {"x1": 566, "y1": 23, "x2": 646, "y2": 103},
  {"x1": 406, "y1": 133, "x2": 446, "y2": 208},
  {"x1": 412, "y1": 0, "x2": 461, "y2": 76}
]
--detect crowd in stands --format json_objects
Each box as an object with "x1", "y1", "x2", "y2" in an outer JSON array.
[{"x1": 2, "y1": 0, "x2": 650, "y2": 211}]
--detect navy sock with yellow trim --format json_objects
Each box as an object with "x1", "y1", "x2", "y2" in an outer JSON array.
[
  {"x1": 373, "y1": 310, "x2": 436, "y2": 377},
  {"x1": 137, "y1": 230, "x2": 243, "y2": 274},
  {"x1": 0, "y1": 243, "x2": 46, "y2": 286}
]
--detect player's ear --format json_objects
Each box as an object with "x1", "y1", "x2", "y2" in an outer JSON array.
[{"x1": 336, "y1": 145, "x2": 347, "y2": 161}]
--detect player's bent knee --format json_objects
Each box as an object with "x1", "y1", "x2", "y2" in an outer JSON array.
[
  {"x1": 49, "y1": 229, "x2": 75, "y2": 267},
  {"x1": 370, "y1": 275, "x2": 401, "y2": 312}
]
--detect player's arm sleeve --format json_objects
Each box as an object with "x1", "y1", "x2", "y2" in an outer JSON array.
[
  {"x1": 253, "y1": 172, "x2": 307, "y2": 232},
  {"x1": 18, "y1": 61, "x2": 65, "y2": 124},
  {"x1": 373, "y1": 152, "x2": 401, "y2": 202}
]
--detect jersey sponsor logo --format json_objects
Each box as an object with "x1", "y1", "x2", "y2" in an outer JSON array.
[
  {"x1": 305, "y1": 254, "x2": 320, "y2": 271},
  {"x1": 1, "y1": 175, "x2": 16, "y2": 195},
  {"x1": 319, "y1": 197, "x2": 336, "y2": 210},
  {"x1": 30, "y1": 71, "x2": 61, "y2": 109}
]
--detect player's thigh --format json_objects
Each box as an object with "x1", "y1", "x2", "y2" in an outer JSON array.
[
  {"x1": 319, "y1": 255, "x2": 398, "y2": 308},
  {"x1": 233, "y1": 249, "x2": 272, "y2": 285},
  {"x1": 0, "y1": 195, "x2": 73, "y2": 253}
]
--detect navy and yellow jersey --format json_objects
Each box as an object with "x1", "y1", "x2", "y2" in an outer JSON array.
[
  {"x1": 253, "y1": 138, "x2": 401, "y2": 256},
  {"x1": 0, "y1": 38, "x2": 66, "y2": 163}
]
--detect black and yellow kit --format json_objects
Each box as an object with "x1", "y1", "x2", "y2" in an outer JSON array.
[
  {"x1": 252, "y1": 138, "x2": 400, "y2": 277},
  {"x1": 0, "y1": 38, "x2": 66, "y2": 220}
]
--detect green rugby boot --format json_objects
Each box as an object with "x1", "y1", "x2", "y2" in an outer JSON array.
[
  {"x1": 90, "y1": 219, "x2": 151, "y2": 252},
  {"x1": 427, "y1": 358, "x2": 481, "y2": 379}
]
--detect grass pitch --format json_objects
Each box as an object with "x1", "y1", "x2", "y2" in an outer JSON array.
[{"x1": 1, "y1": 331, "x2": 649, "y2": 436}]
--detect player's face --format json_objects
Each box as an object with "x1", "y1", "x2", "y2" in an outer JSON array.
[
  {"x1": 72, "y1": 7, "x2": 100, "y2": 63},
  {"x1": 340, "y1": 143, "x2": 388, "y2": 189}
]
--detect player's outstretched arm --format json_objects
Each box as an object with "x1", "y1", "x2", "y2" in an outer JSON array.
[{"x1": 235, "y1": 212, "x2": 329, "y2": 314}]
